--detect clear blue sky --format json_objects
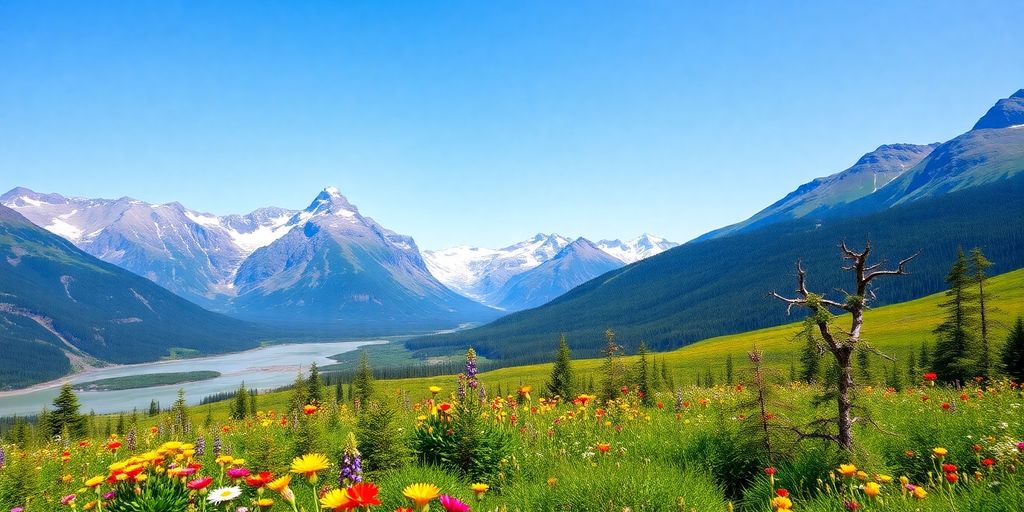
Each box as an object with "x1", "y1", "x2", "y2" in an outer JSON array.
[{"x1": 1, "y1": 1, "x2": 1021, "y2": 249}]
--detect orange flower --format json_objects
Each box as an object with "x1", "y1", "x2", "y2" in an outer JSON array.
[
  {"x1": 596, "y1": 442, "x2": 611, "y2": 454},
  {"x1": 346, "y1": 482, "x2": 382, "y2": 507},
  {"x1": 303, "y1": 404, "x2": 318, "y2": 415}
]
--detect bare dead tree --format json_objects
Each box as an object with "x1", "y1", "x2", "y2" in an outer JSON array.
[{"x1": 770, "y1": 240, "x2": 917, "y2": 450}]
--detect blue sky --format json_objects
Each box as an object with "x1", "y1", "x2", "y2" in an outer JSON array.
[{"x1": 1, "y1": 1, "x2": 1021, "y2": 249}]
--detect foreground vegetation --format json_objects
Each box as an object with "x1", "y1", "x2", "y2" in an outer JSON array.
[{"x1": 2, "y1": 259, "x2": 1022, "y2": 510}]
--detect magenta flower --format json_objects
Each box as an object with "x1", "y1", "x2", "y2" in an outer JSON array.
[
  {"x1": 60, "y1": 495, "x2": 76, "y2": 505},
  {"x1": 227, "y1": 467, "x2": 251, "y2": 479},
  {"x1": 439, "y1": 494, "x2": 471, "y2": 512}
]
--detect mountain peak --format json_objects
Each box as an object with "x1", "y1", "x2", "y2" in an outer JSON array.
[
  {"x1": 305, "y1": 186, "x2": 359, "y2": 217},
  {"x1": 972, "y1": 89, "x2": 1024, "y2": 130}
]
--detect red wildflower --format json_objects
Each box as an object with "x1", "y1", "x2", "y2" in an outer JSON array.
[
  {"x1": 776, "y1": 488, "x2": 789, "y2": 497},
  {"x1": 187, "y1": 477, "x2": 214, "y2": 490},
  {"x1": 942, "y1": 464, "x2": 957, "y2": 473},
  {"x1": 764, "y1": 467, "x2": 777, "y2": 476},
  {"x1": 346, "y1": 482, "x2": 382, "y2": 507},
  {"x1": 941, "y1": 402, "x2": 951, "y2": 410},
  {"x1": 923, "y1": 372, "x2": 937, "y2": 381},
  {"x1": 982, "y1": 458, "x2": 995, "y2": 467},
  {"x1": 945, "y1": 472, "x2": 959, "y2": 483}
]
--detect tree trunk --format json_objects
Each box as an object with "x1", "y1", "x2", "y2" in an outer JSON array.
[{"x1": 836, "y1": 347, "x2": 854, "y2": 450}]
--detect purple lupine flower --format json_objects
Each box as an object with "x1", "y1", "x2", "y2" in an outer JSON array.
[
  {"x1": 213, "y1": 435, "x2": 222, "y2": 457},
  {"x1": 456, "y1": 374, "x2": 467, "y2": 403},
  {"x1": 465, "y1": 348, "x2": 478, "y2": 387},
  {"x1": 0, "y1": 444, "x2": 5, "y2": 468},
  {"x1": 194, "y1": 434, "x2": 205, "y2": 457},
  {"x1": 338, "y1": 432, "x2": 362, "y2": 486},
  {"x1": 478, "y1": 382, "x2": 487, "y2": 402}
]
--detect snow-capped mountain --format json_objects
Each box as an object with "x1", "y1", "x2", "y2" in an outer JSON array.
[
  {"x1": 490, "y1": 237, "x2": 626, "y2": 311},
  {"x1": 596, "y1": 234, "x2": 679, "y2": 264},
  {"x1": 0, "y1": 186, "x2": 498, "y2": 330},
  {"x1": 0, "y1": 187, "x2": 299, "y2": 306},
  {"x1": 422, "y1": 233, "x2": 573, "y2": 302},
  {"x1": 423, "y1": 233, "x2": 677, "y2": 307}
]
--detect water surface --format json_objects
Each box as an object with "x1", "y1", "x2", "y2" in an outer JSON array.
[{"x1": 0, "y1": 340, "x2": 385, "y2": 416}]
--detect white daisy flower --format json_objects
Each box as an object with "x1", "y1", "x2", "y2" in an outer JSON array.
[{"x1": 207, "y1": 485, "x2": 242, "y2": 504}]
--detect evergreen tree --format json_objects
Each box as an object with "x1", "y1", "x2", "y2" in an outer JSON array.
[
  {"x1": 249, "y1": 389, "x2": 258, "y2": 416},
  {"x1": 49, "y1": 384, "x2": 85, "y2": 439},
  {"x1": 171, "y1": 388, "x2": 189, "y2": 432},
  {"x1": 906, "y1": 351, "x2": 918, "y2": 382},
  {"x1": 704, "y1": 367, "x2": 715, "y2": 388},
  {"x1": 970, "y1": 248, "x2": 993, "y2": 380},
  {"x1": 725, "y1": 354, "x2": 734, "y2": 386},
  {"x1": 335, "y1": 380, "x2": 344, "y2": 404},
  {"x1": 635, "y1": 340, "x2": 652, "y2": 405},
  {"x1": 886, "y1": 364, "x2": 903, "y2": 391},
  {"x1": 799, "y1": 330, "x2": 821, "y2": 383},
  {"x1": 919, "y1": 341, "x2": 931, "y2": 371},
  {"x1": 307, "y1": 362, "x2": 323, "y2": 404},
  {"x1": 232, "y1": 382, "x2": 249, "y2": 420},
  {"x1": 789, "y1": 360, "x2": 797, "y2": 383},
  {"x1": 932, "y1": 249, "x2": 980, "y2": 384},
  {"x1": 1001, "y1": 316, "x2": 1024, "y2": 382},
  {"x1": 856, "y1": 348, "x2": 872, "y2": 383},
  {"x1": 357, "y1": 399, "x2": 409, "y2": 472},
  {"x1": 148, "y1": 399, "x2": 160, "y2": 417},
  {"x1": 289, "y1": 371, "x2": 309, "y2": 413},
  {"x1": 660, "y1": 361, "x2": 670, "y2": 388},
  {"x1": 115, "y1": 413, "x2": 125, "y2": 436},
  {"x1": 545, "y1": 334, "x2": 574, "y2": 400},
  {"x1": 352, "y1": 351, "x2": 376, "y2": 406},
  {"x1": 598, "y1": 329, "x2": 625, "y2": 402}
]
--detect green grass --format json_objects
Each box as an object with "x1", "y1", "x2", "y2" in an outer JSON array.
[{"x1": 72, "y1": 371, "x2": 221, "y2": 391}]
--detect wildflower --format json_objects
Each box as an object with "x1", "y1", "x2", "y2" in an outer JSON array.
[
  {"x1": 245, "y1": 472, "x2": 274, "y2": 488},
  {"x1": 864, "y1": 481, "x2": 881, "y2": 498},
  {"x1": 470, "y1": 482, "x2": 489, "y2": 498},
  {"x1": 547, "y1": 477, "x2": 558, "y2": 487},
  {"x1": 941, "y1": 463, "x2": 957, "y2": 473},
  {"x1": 923, "y1": 372, "x2": 937, "y2": 382},
  {"x1": 982, "y1": 458, "x2": 995, "y2": 467},
  {"x1": 319, "y1": 489, "x2": 354, "y2": 511},
  {"x1": 932, "y1": 447, "x2": 948, "y2": 458},
  {"x1": 403, "y1": 482, "x2": 440, "y2": 510},
  {"x1": 207, "y1": 486, "x2": 242, "y2": 504},
  {"x1": 106, "y1": 441, "x2": 121, "y2": 452},
  {"x1": 439, "y1": 495, "x2": 470, "y2": 512},
  {"x1": 764, "y1": 467, "x2": 777, "y2": 476},
  {"x1": 945, "y1": 472, "x2": 959, "y2": 483},
  {"x1": 429, "y1": 385, "x2": 442, "y2": 395},
  {"x1": 267, "y1": 475, "x2": 292, "y2": 493},
  {"x1": 339, "y1": 432, "x2": 363, "y2": 486},
  {"x1": 303, "y1": 404, "x2": 318, "y2": 415},
  {"x1": 187, "y1": 477, "x2": 214, "y2": 490},
  {"x1": 596, "y1": 442, "x2": 611, "y2": 454},
  {"x1": 838, "y1": 464, "x2": 858, "y2": 477},
  {"x1": 290, "y1": 453, "x2": 330, "y2": 482},
  {"x1": 913, "y1": 486, "x2": 928, "y2": 499},
  {"x1": 771, "y1": 496, "x2": 793, "y2": 510},
  {"x1": 347, "y1": 482, "x2": 382, "y2": 507},
  {"x1": 60, "y1": 494, "x2": 76, "y2": 506},
  {"x1": 255, "y1": 498, "x2": 274, "y2": 510},
  {"x1": 84, "y1": 475, "x2": 104, "y2": 488},
  {"x1": 227, "y1": 467, "x2": 251, "y2": 480},
  {"x1": 776, "y1": 489, "x2": 789, "y2": 498}
]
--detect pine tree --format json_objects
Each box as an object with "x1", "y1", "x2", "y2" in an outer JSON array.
[
  {"x1": 724, "y1": 354, "x2": 734, "y2": 386},
  {"x1": 148, "y1": 399, "x2": 160, "y2": 417},
  {"x1": 1001, "y1": 316, "x2": 1024, "y2": 382},
  {"x1": 307, "y1": 362, "x2": 323, "y2": 404},
  {"x1": 635, "y1": 340, "x2": 652, "y2": 405},
  {"x1": 289, "y1": 371, "x2": 309, "y2": 413},
  {"x1": 599, "y1": 329, "x2": 625, "y2": 402},
  {"x1": 932, "y1": 249, "x2": 980, "y2": 384},
  {"x1": 335, "y1": 380, "x2": 344, "y2": 404},
  {"x1": 970, "y1": 248, "x2": 993, "y2": 380},
  {"x1": 886, "y1": 364, "x2": 903, "y2": 391},
  {"x1": 660, "y1": 361, "x2": 670, "y2": 388},
  {"x1": 919, "y1": 341, "x2": 931, "y2": 371},
  {"x1": 799, "y1": 330, "x2": 822, "y2": 383},
  {"x1": 789, "y1": 360, "x2": 797, "y2": 383},
  {"x1": 115, "y1": 413, "x2": 125, "y2": 436},
  {"x1": 249, "y1": 389, "x2": 258, "y2": 417},
  {"x1": 49, "y1": 384, "x2": 85, "y2": 439},
  {"x1": 352, "y1": 351, "x2": 375, "y2": 406},
  {"x1": 545, "y1": 334, "x2": 574, "y2": 400},
  {"x1": 906, "y1": 351, "x2": 918, "y2": 381},
  {"x1": 171, "y1": 389, "x2": 189, "y2": 432},
  {"x1": 704, "y1": 367, "x2": 715, "y2": 388},
  {"x1": 357, "y1": 399, "x2": 409, "y2": 472},
  {"x1": 232, "y1": 382, "x2": 249, "y2": 420},
  {"x1": 856, "y1": 348, "x2": 872, "y2": 383}
]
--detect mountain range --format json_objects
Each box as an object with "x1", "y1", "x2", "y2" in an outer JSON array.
[
  {"x1": 408, "y1": 88, "x2": 1024, "y2": 363},
  {"x1": 422, "y1": 233, "x2": 677, "y2": 310},
  {"x1": 0, "y1": 205, "x2": 267, "y2": 389}
]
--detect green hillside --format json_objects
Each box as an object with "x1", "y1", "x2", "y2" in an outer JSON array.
[
  {"x1": 190, "y1": 267, "x2": 1024, "y2": 420},
  {"x1": 409, "y1": 175, "x2": 1024, "y2": 364},
  {"x1": 0, "y1": 206, "x2": 273, "y2": 389}
]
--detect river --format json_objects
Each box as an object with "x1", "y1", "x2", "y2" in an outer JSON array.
[{"x1": 0, "y1": 339, "x2": 386, "y2": 416}]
